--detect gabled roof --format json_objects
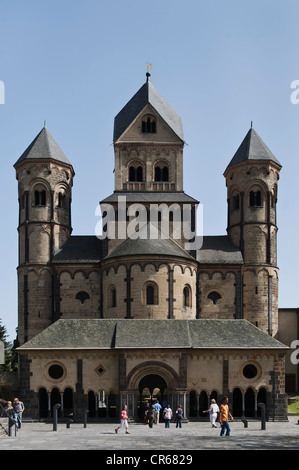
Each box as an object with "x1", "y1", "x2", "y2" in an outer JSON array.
[
  {"x1": 17, "y1": 319, "x2": 288, "y2": 351},
  {"x1": 113, "y1": 78, "x2": 184, "y2": 142},
  {"x1": 226, "y1": 126, "x2": 281, "y2": 170},
  {"x1": 14, "y1": 125, "x2": 73, "y2": 168}
]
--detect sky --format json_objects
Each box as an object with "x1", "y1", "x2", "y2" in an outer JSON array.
[{"x1": 0, "y1": 0, "x2": 299, "y2": 342}]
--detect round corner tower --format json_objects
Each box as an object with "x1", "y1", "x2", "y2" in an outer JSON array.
[
  {"x1": 224, "y1": 125, "x2": 282, "y2": 337},
  {"x1": 14, "y1": 124, "x2": 74, "y2": 344}
]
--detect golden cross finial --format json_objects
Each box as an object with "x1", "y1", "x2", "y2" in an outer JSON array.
[{"x1": 146, "y1": 62, "x2": 152, "y2": 82}]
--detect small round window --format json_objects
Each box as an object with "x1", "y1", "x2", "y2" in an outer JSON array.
[
  {"x1": 48, "y1": 364, "x2": 64, "y2": 380},
  {"x1": 243, "y1": 364, "x2": 258, "y2": 379}
]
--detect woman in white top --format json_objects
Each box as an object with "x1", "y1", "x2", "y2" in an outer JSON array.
[{"x1": 203, "y1": 399, "x2": 220, "y2": 428}]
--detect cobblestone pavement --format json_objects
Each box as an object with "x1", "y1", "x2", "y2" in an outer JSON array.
[{"x1": 0, "y1": 416, "x2": 298, "y2": 451}]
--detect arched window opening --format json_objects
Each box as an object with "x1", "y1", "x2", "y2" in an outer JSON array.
[
  {"x1": 232, "y1": 388, "x2": 242, "y2": 417},
  {"x1": 143, "y1": 282, "x2": 158, "y2": 305},
  {"x1": 249, "y1": 190, "x2": 262, "y2": 207},
  {"x1": 232, "y1": 194, "x2": 240, "y2": 211},
  {"x1": 142, "y1": 115, "x2": 156, "y2": 133},
  {"x1": 34, "y1": 189, "x2": 46, "y2": 206},
  {"x1": 183, "y1": 285, "x2": 192, "y2": 307},
  {"x1": 154, "y1": 163, "x2": 169, "y2": 182},
  {"x1": 207, "y1": 291, "x2": 222, "y2": 305},
  {"x1": 75, "y1": 291, "x2": 90, "y2": 304},
  {"x1": 129, "y1": 166, "x2": 135, "y2": 181},
  {"x1": 109, "y1": 286, "x2": 117, "y2": 308},
  {"x1": 129, "y1": 164, "x2": 143, "y2": 182},
  {"x1": 38, "y1": 388, "x2": 48, "y2": 418},
  {"x1": 136, "y1": 166, "x2": 143, "y2": 182},
  {"x1": 162, "y1": 166, "x2": 169, "y2": 181},
  {"x1": 58, "y1": 192, "x2": 66, "y2": 209},
  {"x1": 155, "y1": 166, "x2": 161, "y2": 182},
  {"x1": 146, "y1": 285, "x2": 155, "y2": 305}
]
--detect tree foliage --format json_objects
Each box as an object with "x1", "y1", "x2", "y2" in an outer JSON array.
[{"x1": 0, "y1": 318, "x2": 18, "y2": 371}]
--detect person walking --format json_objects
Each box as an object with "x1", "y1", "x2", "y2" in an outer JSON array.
[
  {"x1": 153, "y1": 400, "x2": 162, "y2": 424},
  {"x1": 148, "y1": 405, "x2": 155, "y2": 428},
  {"x1": 115, "y1": 404, "x2": 130, "y2": 434},
  {"x1": 163, "y1": 404, "x2": 172, "y2": 428},
  {"x1": 219, "y1": 397, "x2": 233, "y2": 436},
  {"x1": 12, "y1": 398, "x2": 25, "y2": 429},
  {"x1": 203, "y1": 399, "x2": 220, "y2": 428},
  {"x1": 175, "y1": 404, "x2": 183, "y2": 428}
]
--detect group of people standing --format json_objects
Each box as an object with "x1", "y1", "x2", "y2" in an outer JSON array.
[
  {"x1": 144, "y1": 401, "x2": 184, "y2": 429},
  {"x1": 3, "y1": 398, "x2": 25, "y2": 429}
]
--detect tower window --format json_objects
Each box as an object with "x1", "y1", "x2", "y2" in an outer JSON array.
[
  {"x1": 142, "y1": 115, "x2": 156, "y2": 133},
  {"x1": 58, "y1": 192, "x2": 67, "y2": 209},
  {"x1": 249, "y1": 190, "x2": 262, "y2": 207},
  {"x1": 154, "y1": 164, "x2": 169, "y2": 182},
  {"x1": 129, "y1": 165, "x2": 143, "y2": 182},
  {"x1": 232, "y1": 194, "x2": 240, "y2": 211},
  {"x1": 34, "y1": 189, "x2": 46, "y2": 206}
]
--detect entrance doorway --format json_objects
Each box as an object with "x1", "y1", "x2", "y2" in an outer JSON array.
[{"x1": 137, "y1": 374, "x2": 168, "y2": 420}]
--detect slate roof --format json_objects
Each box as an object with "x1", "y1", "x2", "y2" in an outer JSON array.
[
  {"x1": 52, "y1": 236, "x2": 107, "y2": 263},
  {"x1": 113, "y1": 79, "x2": 184, "y2": 142},
  {"x1": 197, "y1": 236, "x2": 243, "y2": 264},
  {"x1": 101, "y1": 191, "x2": 198, "y2": 204},
  {"x1": 105, "y1": 223, "x2": 195, "y2": 261},
  {"x1": 14, "y1": 125, "x2": 73, "y2": 168},
  {"x1": 51, "y1": 234, "x2": 242, "y2": 264},
  {"x1": 18, "y1": 319, "x2": 288, "y2": 351},
  {"x1": 226, "y1": 126, "x2": 281, "y2": 169}
]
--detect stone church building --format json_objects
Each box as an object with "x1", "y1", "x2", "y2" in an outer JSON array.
[{"x1": 14, "y1": 72, "x2": 288, "y2": 421}]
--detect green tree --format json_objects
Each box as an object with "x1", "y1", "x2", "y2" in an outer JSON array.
[{"x1": 0, "y1": 319, "x2": 17, "y2": 372}]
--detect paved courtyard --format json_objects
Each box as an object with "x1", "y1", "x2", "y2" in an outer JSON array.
[{"x1": 0, "y1": 415, "x2": 298, "y2": 451}]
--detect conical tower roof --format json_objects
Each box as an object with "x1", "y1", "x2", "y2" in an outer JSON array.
[
  {"x1": 113, "y1": 75, "x2": 184, "y2": 142},
  {"x1": 225, "y1": 126, "x2": 281, "y2": 170},
  {"x1": 14, "y1": 125, "x2": 73, "y2": 169}
]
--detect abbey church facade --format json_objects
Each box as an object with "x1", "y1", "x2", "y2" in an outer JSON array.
[{"x1": 14, "y1": 73, "x2": 288, "y2": 421}]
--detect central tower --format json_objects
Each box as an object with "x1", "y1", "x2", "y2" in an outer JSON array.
[
  {"x1": 102, "y1": 72, "x2": 198, "y2": 254},
  {"x1": 113, "y1": 71, "x2": 184, "y2": 193}
]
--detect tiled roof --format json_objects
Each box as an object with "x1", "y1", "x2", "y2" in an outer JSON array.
[{"x1": 18, "y1": 319, "x2": 288, "y2": 351}]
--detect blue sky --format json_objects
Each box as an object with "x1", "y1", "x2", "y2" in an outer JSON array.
[{"x1": 0, "y1": 0, "x2": 298, "y2": 341}]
